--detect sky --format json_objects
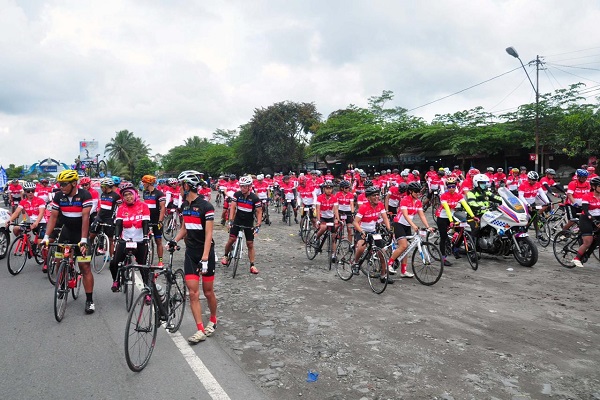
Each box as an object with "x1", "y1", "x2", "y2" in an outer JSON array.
[{"x1": 1, "y1": 0, "x2": 600, "y2": 169}]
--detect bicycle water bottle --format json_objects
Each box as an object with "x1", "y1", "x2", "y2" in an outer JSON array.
[{"x1": 156, "y1": 284, "x2": 166, "y2": 305}]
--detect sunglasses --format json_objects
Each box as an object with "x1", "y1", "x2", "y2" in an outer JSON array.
[
  {"x1": 24, "y1": 189, "x2": 35, "y2": 193},
  {"x1": 59, "y1": 182, "x2": 72, "y2": 187},
  {"x1": 81, "y1": 183, "x2": 90, "y2": 186},
  {"x1": 447, "y1": 185, "x2": 457, "y2": 189}
]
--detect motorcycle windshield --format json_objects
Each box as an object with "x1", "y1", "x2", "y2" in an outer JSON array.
[{"x1": 498, "y1": 187, "x2": 526, "y2": 213}]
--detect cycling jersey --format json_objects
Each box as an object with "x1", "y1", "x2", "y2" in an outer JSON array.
[
  {"x1": 395, "y1": 195, "x2": 423, "y2": 226},
  {"x1": 356, "y1": 192, "x2": 367, "y2": 207},
  {"x1": 225, "y1": 180, "x2": 240, "y2": 199},
  {"x1": 199, "y1": 187, "x2": 211, "y2": 200},
  {"x1": 88, "y1": 187, "x2": 100, "y2": 214},
  {"x1": 51, "y1": 189, "x2": 93, "y2": 232},
  {"x1": 428, "y1": 176, "x2": 444, "y2": 191},
  {"x1": 566, "y1": 180, "x2": 591, "y2": 206},
  {"x1": 115, "y1": 201, "x2": 150, "y2": 242},
  {"x1": 582, "y1": 192, "x2": 600, "y2": 217},
  {"x1": 356, "y1": 202, "x2": 385, "y2": 232},
  {"x1": 316, "y1": 193, "x2": 338, "y2": 219},
  {"x1": 36, "y1": 185, "x2": 53, "y2": 203},
  {"x1": 279, "y1": 181, "x2": 296, "y2": 200},
  {"x1": 232, "y1": 190, "x2": 261, "y2": 226},
  {"x1": 335, "y1": 190, "x2": 354, "y2": 212},
  {"x1": 142, "y1": 189, "x2": 165, "y2": 222},
  {"x1": 7, "y1": 184, "x2": 23, "y2": 199},
  {"x1": 182, "y1": 197, "x2": 215, "y2": 249},
  {"x1": 518, "y1": 181, "x2": 549, "y2": 206},
  {"x1": 297, "y1": 183, "x2": 316, "y2": 205},
  {"x1": 506, "y1": 175, "x2": 521, "y2": 192},
  {"x1": 494, "y1": 172, "x2": 506, "y2": 183},
  {"x1": 436, "y1": 191, "x2": 464, "y2": 218},
  {"x1": 16, "y1": 196, "x2": 46, "y2": 222},
  {"x1": 539, "y1": 176, "x2": 556, "y2": 191},
  {"x1": 386, "y1": 186, "x2": 403, "y2": 208},
  {"x1": 254, "y1": 180, "x2": 269, "y2": 200},
  {"x1": 460, "y1": 179, "x2": 473, "y2": 193}
]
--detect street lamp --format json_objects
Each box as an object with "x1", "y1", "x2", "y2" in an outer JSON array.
[{"x1": 506, "y1": 46, "x2": 541, "y2": 174}]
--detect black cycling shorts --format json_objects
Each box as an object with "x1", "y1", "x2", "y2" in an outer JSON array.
[
  {"x1": 184, "y1": 244, "x2": 216, "y2": 279},
  {"x1": 392, "y1": 222, "x2": 412, "y2": 240},
  {"x1": 229, "y1": 224, "x2": 255, "y2": 242}
]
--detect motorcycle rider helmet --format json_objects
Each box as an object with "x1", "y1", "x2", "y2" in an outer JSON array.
[{"x1": 473, "y1": 174, "x2": 490, "y2": 189}]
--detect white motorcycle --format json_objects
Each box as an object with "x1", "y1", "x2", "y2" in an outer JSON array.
[{"x1": 473, "y1": 187, "x2": 538, "y2": 267}]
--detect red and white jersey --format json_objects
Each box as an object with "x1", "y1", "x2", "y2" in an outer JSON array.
[
  {"x1": 356, "y1": 202, "x2": 386, "y2": 232},
  {"x1": 316, "y1": 193, "x2": 338, "y2": 219},
  {"x1": 7, "y1": 184, "x2": 23, "y2": 198},
  {"x1": 164, "y1": 186, "x2": 181, "y2": 206},
  {"x1": 539, "y1": 176, "x2": 557, "y2": 193},
  {"x1": 386, "y1": 185, "x2": 403, "y2": 208},
  {"x1": 506, "y1": 175, "x2": 521, "y2": 191},
  {"x1": 323, "y1": 174, "x2": 334, "y2": 181},
  {"x1": 425, "y1": 170, "x2": 437, "y2": 181},
  {"x1": 460, "y1": 179, "x2": 473, "y2": 194},
  {"x1": 588, "y1": 173, "x2": 599, "y2": 182},
  {"x1": 518, "y1": 181, "x2": 549, "y2": 205},
  {"x1": 428, "y1": 176, "x2": 444, "y2": 191},
  {"x1": 88, "y1": 186, "x2": 100, "y2": 214},
  {"x1": 297, "y1": 183, "x2": 316, "y2": 205},
  {"x1": 407, "y1": 174, "x2": 419, "y2": 183},
  {"x1": 16, "y1": 196, "x2": 46, "y2": 223},
  {"x1": 356, "y1": 192, "x2": 367, "y2": 207},
  {"x1": 280, "y1": 181, "x2": 296, "y2": 200},
  {"x1": 225, "y1": 180, "x2": 240, "y2": 199},
  {"x1": 115, "y1": 201, "x2": 150, "y2": 242},
  {"x1": 254, "y1": 180, "x2": 270, "y2": 200},
  {"x1": 566, "y1": 180, "x2": 591, "y2": 206},
  {"x1": 395, "y1": 195, "x2": 423, "y2": 226},
  {"x1": 452, "y1": 169, "x2": 464, "y2": 179},
  {"x1": 35, "y1": 185, "x2": 53, "y2": 203},
  {"x1": 582, "y1": 193, "x2": 600, "y2": 217},
  {"x1": 494, "y1": 173, "x2": 506, "y2": 184},
  {"x1": 199, "y1": 187, "x2": 211, "y2": 200},
  {"x1": 218, "y1": 179, "x2": 227, "y2": 191},
  {"x1": 335, "y1": 190, "x2": 354, "y2": 212},
  {"x1": 437, "y1": 191, "x2": 464, "y2": 218}
]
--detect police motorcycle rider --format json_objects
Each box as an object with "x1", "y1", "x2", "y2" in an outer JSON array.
[{"x1": 466, "y1": 174, "x2": 503, "y2": 242}]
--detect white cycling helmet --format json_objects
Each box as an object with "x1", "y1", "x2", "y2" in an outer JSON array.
[
  {"x1": 256, "y1": 174, "x2": 264, "y2": 180},
  {"x1": 23, "y1": 181, "x2": 36, "y2": 190},
  {"x1": 473, "y1": 173, "x2": 490, "y2": 187},
  {"x1": 177, "y1": 170, "x2": 202, "y2": 188},
  {"x1": 239, "y1": 175, "x2": 253, "y2": 186}
]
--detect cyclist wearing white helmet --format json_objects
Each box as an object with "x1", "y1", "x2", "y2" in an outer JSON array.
[{"x1": 5, "y1": 182, "x2": 46, "y2": 247}]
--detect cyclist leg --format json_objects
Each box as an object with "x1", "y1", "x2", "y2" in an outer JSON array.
[
  {"x1": 244, "y1": 227, "x2": 259, "y2": 274},
  {"x1": 221, "y1": 226, "x2": 238, "y2": 265},
  {"x1": 201, "y1": 244, "x2": 218, "y2": 334},
  {"x1": 184, "y1": 250, "x2": 207, "y2": 343}
]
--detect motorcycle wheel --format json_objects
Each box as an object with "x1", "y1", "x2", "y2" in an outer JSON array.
[{"x1": 513, "y1": 236, "x2": 538, "y2": 267}]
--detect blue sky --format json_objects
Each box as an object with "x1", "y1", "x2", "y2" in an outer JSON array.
[{"x1": 1, "y1": 0, "x2": 599, "y2": 168}]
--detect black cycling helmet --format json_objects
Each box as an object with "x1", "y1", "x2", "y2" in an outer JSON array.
[
  {"x1": 323, "y1": 180, "x2": 334, "y2": 188},
  {"x1": 365, "y1": 186, "x2": 380, "y2": 196},
  {"x1": 398, "y1": 182, "x2": 408, "y2": 193},
  {"x1": 407, "y1": 182, "x2": 422, "y2": 193},
  {"x1": 339, "y1": 180, "x2": 350, "y2": 188},
  {"x1": 590, "y1": 177, "x2": 600, "y2": 187},
  {"x1": 229, "y1": 174, "x2": 237, "y2": 180},
  {"x1": 363, "y1": 180, "x2": 373, "y2": 188}
]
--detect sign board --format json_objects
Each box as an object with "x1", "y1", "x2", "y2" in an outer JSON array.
[
  {"x1": 80, "y1": 141, "x2": 99, "y2": 161},
  {"x1": 40, "y1": 165, "x2": 58, "y2": 173}
]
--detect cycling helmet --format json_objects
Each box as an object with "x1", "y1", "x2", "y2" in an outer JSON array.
[
  {"x1": 33, "y1": 179, "x2": 39, "y2": 184},
  {"x1": 112, "y1": 176, "x2": 121, "y2": 185},
  {"x1": 178, "y1": 170, "x2": 202, "y2": 188},
  {"x1": 588, "y1": 166, "x2": 596, "y2": 173},
  {"x1": 398, "y1": 182, "x2": 408, "y2": 193},
  {"x1": 265, "y1": 174, "x2": 271, "y2": 178},
  {"x1": 323, "y1": 180, "x2": 334, "y2": 188},
  {"x1": 468, "y1": 168, "x2": 480, "y2": 177},
  {"x1": 392, "y1": 169, "x2": 399, "y2": 173},
  {"x1": 437, "y1": 169, "x2": 445, "y2": 176},
  {"x1": 282, "y1": 175, "x2": 290, "y2": 181},
  {"x1": 239, "y1": 175, "x2": 253, "y2": 186},
  {"x1": 407, "y1": 182, "x2": 422, "y2": 193},
  {"x1": 365, "y1": 186, "x2": 380, "y2": 196},
  {"x1": 487, "y1": 167, "x2": 494, "y2": 172},
  {"x1": 412, "y1": 170, "x2": 420, "y2": 176},
  {"x1": 527, "y1": 171, "x2": 539, "y2": 180},
  {"x1": 453, "y1": 165, "x2": 460, "y2": 169},
  {"x1": 167, "y1": 177, "x2": 178, "y2": 185},
  {"x1": 497, "y1": 168, "x2": 503, "y2": 172},
  {"x1": 23, "y1": 181, "x2": 36, "y2": 190},
  {"x1": 473, "y1": 174, "x2": 490, "y2": 187},
  {"x1": 446, "y1": 177, "x2": 457, "y2": 186},
  {"x1": 142, "y1": 175, "x2": 156, "y2": 184},
  {"x1": 511, "y1": 167, "x2": 519, "y2": 173},
  {"x1": 590, "y1": 177, "x2": 600, "y2": 187},
  {"x1": 56, "y1": 169, "x2": 79, "y2": 182},
  {"x1": 520, "y1": 166, "x2": 527, "y2": 171},
  {"x1": 256, "y1": 174, "x2": 264, "y2": 180},
  {"x1": 12, "y1": 178, "x2": 18, "y2": 183},
  {"x1": 359, "y1": 172, "x2": 367, "y2": 178},
  {"x1": 100, "y1": 178, "x2": 114, "y2": 186},
  {"x1": 374, "y1": 172, "x2": 380, "y2": 176},
  {"x1": 544, "y1": 168, "x2": 556, "y2": 176},
  {"x1": 339, "y1": 180, "x2": 350, "y2": 188},
  {"x1": 576, "y1": 169, "x2": 589, "y2": 177},
  {"x1": 120, "y1": 182, "x2": 135, "y2": 191},
  {"x1": 120, "y1": 183, "x2": 139, "y2": 201},
  {"x1": 363, "y1": 180, "x2": 373, "y2": 188},
  {"x1": 400, "y1": 170, "x2": 409, "y2": 177},
  {"x1": 386, "y1": 169, "x2": 391, "y2": 173},
  {"x1": 298, "y1": 176, "x2": 307, "y2": 184},
  {"x1": 79, "y1": 177, "x2": 91, "y2": 185},
  {"x1": 229, "y1": 174, "x2": 237, "y2": 180},
  {"x1": 445, "y1": 170, "x2": 452, "y2": 176}
]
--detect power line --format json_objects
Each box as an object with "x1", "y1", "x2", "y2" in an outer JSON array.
[
  {"x1": 488, "y1": 76, "x2": 527, "y2": 112},
  {"x1": 407, "y1": 66, "x2": 522, "y2": 112},
  {"x1": 544, "y1": 46, "x2": 600, "y2": 57},
  {"x1": 549, "y1": 53, "x2": 600, "y2": 63},
  {"x1": 547, "y1": 62, "x2": 600, "y2": 72},
  {"x1": 546, "y1": 68, "x2": 564, "y2": 89},
  {"x1": 546, "y1": 64, "x2": 600, "y2": 85}
]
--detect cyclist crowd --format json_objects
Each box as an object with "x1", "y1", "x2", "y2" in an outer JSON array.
[{"x1": 2, "y1": 162, "x2": 599, "y2": 340}]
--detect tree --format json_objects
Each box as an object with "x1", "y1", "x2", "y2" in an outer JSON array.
[{"x1": 104, "y1": 130, "x2": 151, "y2": 180}]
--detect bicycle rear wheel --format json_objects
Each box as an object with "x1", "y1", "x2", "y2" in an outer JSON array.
[
  {"x1": 327, "y1": 234, "x2": 333, "y2": 271},
  {"x1": 97, "y1": 160, "x2": 107, "y2": 178},
  {"x1": 7, "y1": 236, "x2": 27, "y2": 275},
  {"x1": 305, "y1": 231, "x2": 319, "y2": 260},
  {"x1": 231, "y1": 239, "x2": 242, "y2": 279},
  {"x1": 412, "y1": 242, "x2": 443, "y2": 286},
  {"x1": 47, "y1": 244, "x2": 59, "y2": 286},
  {"x1": 166, "y1": 268, "x2": 187, "y2": 333},
  {"x1": 463, "y1": 232, "x2": 479, "y2": 271},
  {"x1": 54, "y1": 262, "x2": 69, "y2": 322},
  {"x1": 535, "y1": 217, "x2": 551, "y2": 248},
  {"x1": 146, "y1": 238, "x2": 155, "y2": 266},
  {"x1": 335, "y1": 239, "x2": 354, "y2": 281},
  {"x1": 124, "y1": 290, "x2": 158, "y2": 372},
  {"x1": 367, "y1": 247, "x2": 388, "y2": 294},
  {"x1": 300, "y1": 216, "x2": 310, "y2": 243},
  {"x1": 552, "y1": 231, "x2": 578, "y2": 268},
  {"x1": 92, "y1": 235, "x2": 108, "y2": 273},
  {"x1": 71, "y1": 265, "x2": 82, "y2": 300}
]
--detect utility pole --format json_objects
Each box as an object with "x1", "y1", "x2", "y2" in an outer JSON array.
[{"x1": 535, "y1": 55, "x2": 541, "y2": 174}]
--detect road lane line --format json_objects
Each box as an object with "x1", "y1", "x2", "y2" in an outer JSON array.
[{"x1": 133, "y1": 271, "x2": 231, "y2": 400}]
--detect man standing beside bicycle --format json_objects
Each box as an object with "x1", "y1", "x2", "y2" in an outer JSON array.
[
  {"x1": 221, "y1": 175, "x2": 262, "y2": 275},
  {"x1": 142, "y1": 175, "x2": 167, "y2": 266}
]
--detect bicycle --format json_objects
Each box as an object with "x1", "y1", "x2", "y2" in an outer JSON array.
[
  {"x1": 525, "y1": 204, "x2": 551, "y2": 247},
  {"x1": 334, "y1": 232, "x2": 389, "y2": 294},
  {"x1": 82, "y1": 153, "x2": 108, "y2": 178},
  {"x1": 429, "y1": 218, "x2": 478, "y2": 270},
  {"x1": 261, "y1": 199, "x2": 271, "y2": 226},
  {"x1": 282, "y1": 198, "x2": 293, "y2": 225},
  {"x1": 146, "y1": 223, "x2": 157, "y2": 266},
  {"x1": 387, "y1": 229, "x2": 443, "y2": 286},
  {"x1": 115, "y1": 239, "x2": 145, "y2": 311},
  {"x1": 124, "y1": 245, "x2": 186, "y2": 372},
  {"x1": 91, "y1": 222, "x2": 112, "y2": 273},
  {"x1": 552, "y1": 226, "x2": 600, "y2": 268},
  {"x1": 163, "y1": 207, "x2": 181, "y2": 241},
  {"x1": 223, "y1": 224, "x2": 251, "y2": 278},
  {"x1": 305, "y1": 221, "x2": 342, "y2": 270},
  {"x1": 215, "y1": 191, "x2": 223, "y2": 207},
  {"x1": 7, "y1": 222, "x2": 44, "y2": 275},
  {"x1": 298, "y1": 206, "x2": 315, "y2": 243},
  {"x1": 53, "y1": 243, "x2": 85, "y2": 322}
]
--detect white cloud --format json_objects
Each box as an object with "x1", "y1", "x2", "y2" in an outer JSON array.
[{"x1": 1, "y1": 0, "x2": 599, "y2": 168}]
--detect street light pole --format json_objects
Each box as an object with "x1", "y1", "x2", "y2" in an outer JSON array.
[{"x1": 506, "y1": 46, "x2": 541, "y2": 174}]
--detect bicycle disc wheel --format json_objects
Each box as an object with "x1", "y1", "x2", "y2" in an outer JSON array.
[
  {"x1": 124, "y1": 290, "x2": 158, "y2": 372},
  {"x1": 305, "y1": 231, "x2": 319, "y2": 260},
  {"x1": 7, "y1": 236, "x2": 27, "y2": 275},
  {"x1": 125, "y1": 268, "x2": 136, "y2": 311},
  {"x1": 166, "y1": 268, "x2": 187, "y2": 333},
  {"x1": 71, "y1": 267, "x2": 82, "y2": 300},
  {"x1": 367, "y1": 247, "x2": 388, "y2": 294},
  {"x1": 335, "y1": 239, "x2": 354, "y2": 281},
  {"x1": 54, "y1": 262, "x2": 69, "y2": 322},
  {"x1": 412, "y1": 242, "x2": 443, "y2": 286},
  {"x1": 552, "y1": 231, "x2": 578, "y2": 268},
  {"x1": 464, "y1": 232, "x2": 479, "y2": 271},
  {"x1": 231, "y1": 239, "x2": 242, "y2": 279}
]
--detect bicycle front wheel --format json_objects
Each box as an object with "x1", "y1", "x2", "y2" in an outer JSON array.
[
  {"x1": 91, "y1": 235, "x2": 108, "y2": 273},
  {"x1": 536, "y1": 217, "x2": 551, "y2": 248},
  {"x1": 305, "y1": 231, "x2": 319, "y2": 260},
  {"x1": 464, "y1": 232, "x2": 479, "y2": 271},
  {"x1": 552, "y1": 230, "x2": 578, "y2": 268},
  {"x1": 163, "y1": 214, "x2": 177, "y2": 241},
  {"x1": 124, "y1": 268, "x2": 136, "y2": 311},
  {"x1": 231, "y1": 239, "x2": 242, "y2": 279},
  {"x1": 335, "y1": 239, "x2": 354, "y2": 281},
  {"x1": 412, "y1": 242, "x2": 443, "y2": 286},
  {"x1": 47, "y1": 244, "x2": 59, "y2": 286},
  {"x1": 7, "y1": 236, "x2": 27, "y2": 275},
  {"x1": 124, "y1": 290, "x2": 158, "y2": 372},
  {"x1": 166, "y1": 268, "x2": 187, "y2": 333},
  {"x1": 367, "y1": 247, "x2": 388, "y2": 294},
  {"x1": 300, "y1": 216, "x2": 310, "y2": 243},
  {"x1": 146, "y1": 238, "x2": 155, "y2": 266},
  {"x1": 54, "y1": 262, "x2": 69, "y2": 322}
]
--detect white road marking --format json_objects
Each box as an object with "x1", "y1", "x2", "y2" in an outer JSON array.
[{"x1": 133, "y1": 271, "x2": 231, "y2": 400}]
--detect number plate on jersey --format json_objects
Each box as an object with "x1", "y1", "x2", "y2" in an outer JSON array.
[
  {"x1": 325, "y1": 222, "x2": 334, "y2": 227},
  {"x1": 126, "y1": 241, "x2": 137, "y2": 249},
  {"x1": 340, "y1": 215, "x2": 347, "y2": 220}
]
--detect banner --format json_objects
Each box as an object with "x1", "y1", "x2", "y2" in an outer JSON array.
[
  {"x1": 0, "y1": 166, "x2": 7, "y2": 189},
  {"x1": 80, "y1": 141, "x2": 99, "y2": 161}
]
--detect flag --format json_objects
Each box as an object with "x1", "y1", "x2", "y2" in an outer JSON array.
[{"x1": 0, "y1": 166, "x2": 7, "y2": 190}]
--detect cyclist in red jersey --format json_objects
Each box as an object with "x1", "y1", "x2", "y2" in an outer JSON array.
[
  {"x1": 35, "y1": 178, "x2": 53, "y2": 204},
  {"x1": 313, "y1": 180, "x2": 340, "y2": 262},
  {"x1": 494, "y1": 168, "x2": 506, "y2": 187},
  {"x1": 452, "y1": 165, "x2": 464, "y2": 180},
  {"x1": 572, "y1": 177, "x2": 600, "y2": 267},
  {"x1": 6, "y1": 182, "x2": 46, "y2": 253},
  {"x1": 335, "y1": 180, "x2": 355, "y2": 242},
  {"x1": 563, "y1": 169, "x2": 591, "y2": 231},
  {"x1": 297, "y1": 176, "x2": 317, "y2": 229},
  {"x1": 539, "y1": 168, "x2": 565, "y2": 197},
  {"x1": 280, "y1": 175, "x2": 298, "y2": 223},
  {"x1": 587, "y1": 166, "x2": 598, "y2": 181}
]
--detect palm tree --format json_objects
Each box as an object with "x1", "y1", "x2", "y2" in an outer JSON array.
[{"x1": 105, "y1": 130, "x2": 151, "y2": 179}]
